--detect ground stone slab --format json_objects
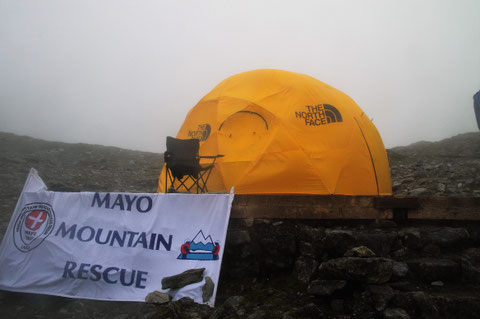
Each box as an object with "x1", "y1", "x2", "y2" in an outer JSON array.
[
  {"x1": 282, "y1": 303, "x2": 324, "y2": 319},
  {"x1": 384, "y1": 308, "x2": 410, "y2": 319},
  {"x1": 399, "y1": 228, "x2": 422, "y2": 250},
  {"x1": 145, "y1": 291, "x2": 171, "y2": 304},
  {"x1": 406, "y1": 258, "x2": 460, "y2": 282},
  {"x1": 161, "y1": 268, "x2": 205, "y2": 290},
  {"x1": 307, "y1": 279, "x2": 347, "y2": 296},
  {"x1": 392, "y1": 261, "x2": 409, "y2": 278},
  {"x1": 431, "y1": 281, "x2": 444, "y2": 287},
  {"x1": 410, "y1": 188, "x2": 428, "y2": 196},
  {"x1": 391, "y1": 291, "x2": 480, "y2": 319},
  {"x1": 368, "y1": 284, "x2": 395, "y2": 311},
  {"x1": 202, "y1": 276, "x2": 214, "y2": 303},
  {"x1": 210, "y1": 295, "x2": 246, "y2": 319},
  {"x1": 294, "y1": 256, "x2": 319, "y2": 283},
  {"x1": 354, "y1": 231, "x2": 397, "y2": 256},
  {"x1": 227, "y1": 230, "x2": 251, "y2": 246},
  {"x1": 324, "y1": 230, "x2": 356, "y2": 257},
  {"x1": 318, "y1": 257, "x2": 393, "y2": 284},
  {"x1": 463, "y1": 247, "x2": 480, "y2": 266},
  {"x1": 423, "y1": 227, "x2": 470, "y2": 248},
  {"x1": 344, "y1": 245, "x2": 376, "y2": 258}
]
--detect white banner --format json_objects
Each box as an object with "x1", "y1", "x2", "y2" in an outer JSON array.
[{"x1": 0, "y1": 169, "x2": 234, "y2": 306}]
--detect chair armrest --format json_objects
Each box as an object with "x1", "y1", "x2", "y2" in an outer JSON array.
[{"x1": 198, "y1": 154, "x2": 225, "y2": 159}]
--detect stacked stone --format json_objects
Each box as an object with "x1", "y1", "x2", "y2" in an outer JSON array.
[{"x1": 220, "y1": 220, "x2": 480, "y2": 318}]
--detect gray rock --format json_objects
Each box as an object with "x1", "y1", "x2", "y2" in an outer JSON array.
[
  {"x1": 223, "y1": 295, "x2": 245, "y2": 309},
  {"x1": 210, "y1": 295, "x2": 246, "y2": 319},
  {"x1": 330, "y1": 299, "x2": 344, "y2": 312},
  {"x1": 295, "y1": 225, "x2": 326, "y2": 243},
  {"x1": 410, "y1": 188, "x2": 427, "y2": 196},
  {"x1": 169, "y1": 297, "x2": 214, "y2": 319},
  {"x1": 463, "y1": 247, "x2": 480, "y2": 266},
  {"x1": 254, "y1": 222, "x2": 297, "y2": 271},
  {"x1": 344, "y1": 245, "x2": 376, "y2": 258},
  {"x1": 202, "y1": 277, "x2": 214, "y2": 303},
  {"x1": 423, "y1": 244, "x2": 441, "y2": 256},
  {"x1": 401, "y1": 177, "x2": 414, "y2": 184},
  {"x1": 307, "y1": 279, "x2": 347, "y2": 296},
  {"x1": 423, "y1": 227, "x2": 470, "y2": 248},
  {"x1": 460, "y1": 257, "x2": 480, "y2": 283},
  {"x1": 145, "y1": 290, "x2": 172, "y2": 304},
  {"x1": 318, "y1": 257, "x2": 393, "y2": 284},
  {"x1": 392, "y1": 247, "x2": 409, "y2": 258},
  {"x1": 283, "y1": 303, "x2": 324, "y2": 318},
  {"x1": 431, "y1": 281, "x2": 444, "y2": 287},
  {"x1": 392, "y1": 262, "x2": 409, "y2": 278},
  {"x1": 407, "y1": 258, "x2": 460, "y2": 282},
  {"x1": 293, "y1": 256, "x2": 319, "y2": 283},
  {"x1": 355, "y1": 231, "x2": 397, "y2": 256},
  {"x1": 392, "y1": 182, "x2": 402, "y2": 192},
  {"x1": 437, "y1": 183, "x2": 446, "y2": 192},
  {"x1": 391, "y1": 291, "x2": 480, "y2": 318},
  {"x1": 388, "y1": 281, "x2": 414, "y2": 292},
  {"x1": 161, "y1": 268, "x2": 205, "y2": 290},
  {"x1": 242, "y1": 218, "x2": 254, "y2": 227},
  {"x1": 247, "y1": 310, "x2": 266, "y2": 319},
  {"x1": 461, "y1": 248, "x2": 480, "y2": 283},
  {"x1": 298, "y1": 241, "x2": 317, "y2": 258},
  {"x1": 368, "y1": 284, "x2": 395, "y2": 311},
  {"x1": 352, "y1": 290, "x2": 376, "y2": 316},
  {"x1": 324, "y1": 229, "x2": 356, "y2": 257},
  {"x1": 227, "y1": 230, "x2": 251, "y2": 246},
  {"x1": 384, "y1": 308, "x2": 410, "y2": 319},
  {"x1": 399, "y1": 228, "x2": 422, "y2": 250}
]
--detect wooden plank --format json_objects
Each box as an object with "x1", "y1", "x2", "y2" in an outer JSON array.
[
  {"x1": 230, "y1": 195, "x2": 480, "y2": 221},
  {"x1": 231, "y1": 195, "x2": 385, "y2": 220},
  {"x1": 374, "y1": 196, "x2": 420, "y2": 209},
  {"x1": 409, "y1": 197, "x2": 480, "y2": 220}
]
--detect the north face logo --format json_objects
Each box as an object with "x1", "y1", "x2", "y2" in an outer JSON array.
[
  {"x1": 188, "y1": 124, "x2": 211, "y2": 141},
  {"x1": 295, "y1": 104, "x2": 343, "y2": 126}
]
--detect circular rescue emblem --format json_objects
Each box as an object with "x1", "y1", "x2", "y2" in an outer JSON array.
[{"x1": 13, "y1": 203, "x2": 55, "y2": 253}]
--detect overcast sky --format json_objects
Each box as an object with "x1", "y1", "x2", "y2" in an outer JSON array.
[{"x1": 1, "y1": 0, "x2": 479, "y2": 152}]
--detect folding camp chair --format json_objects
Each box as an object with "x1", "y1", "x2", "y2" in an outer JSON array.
[{"x1": 164, "y1": 136, "x2": 224, "y2": 193}]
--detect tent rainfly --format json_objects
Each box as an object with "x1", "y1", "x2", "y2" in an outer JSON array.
[{"x1": 158, "y1": 69, "x2": 392, "y2": 195}]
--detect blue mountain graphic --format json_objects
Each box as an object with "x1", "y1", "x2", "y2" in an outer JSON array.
[
  {"x1": 190, "y1": 230, "x2": 214, "y2": 252},
  {"x1": 190, "y1": 242, "x2": 214, "y2": 251}
]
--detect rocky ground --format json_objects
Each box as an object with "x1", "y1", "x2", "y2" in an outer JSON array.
[
  {"x1": 388, "y1": 132, "x2": 480, "y2": 197},
  {"x1": 0, "y1": 131, "x2": 479, "y2": 318}
]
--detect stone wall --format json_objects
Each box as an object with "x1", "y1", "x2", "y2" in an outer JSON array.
[{"x1": 217, "y1": 219, "x2": 480, "y2": 318}]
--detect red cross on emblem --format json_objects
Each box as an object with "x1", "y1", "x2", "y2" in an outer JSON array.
[{"x1": 25, "y1": 210, "x2": 47, "y2": 230}]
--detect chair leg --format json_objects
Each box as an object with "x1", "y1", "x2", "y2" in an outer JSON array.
[
  {"x1": 166, "y1": 169, "x2": 180, "y2": 193},
  {"x1": 198, "y1": 161, "x2": 217, "y2": 193},
  {"x1": 167, "y1": 166, "x2": 215, "y2": 194}
]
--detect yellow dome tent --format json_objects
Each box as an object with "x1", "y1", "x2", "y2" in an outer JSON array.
[{"x1": 158, "y1": 69, "x2": 392, "y2": 195}]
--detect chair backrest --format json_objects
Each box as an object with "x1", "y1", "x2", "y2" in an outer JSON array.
[{"x1": 165, "y1": 136, "x2": 201, "y2": 179}]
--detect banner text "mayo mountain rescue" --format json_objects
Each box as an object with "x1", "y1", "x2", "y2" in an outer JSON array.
[
  {"x1": 55, "y1": 222, "x2": 172, "y2": 251},
  {"x1": 91, "y1": 193, "x2": 153, "y2": 213}
]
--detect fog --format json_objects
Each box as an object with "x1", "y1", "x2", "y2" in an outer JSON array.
[{"x1": 1, "y1": 0, "x2": 479, "y2": 152}]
